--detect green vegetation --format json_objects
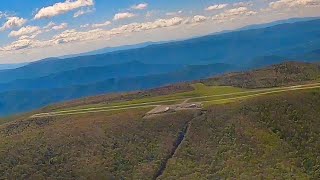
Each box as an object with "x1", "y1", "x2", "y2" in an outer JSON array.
[
  {"x1": 202, "y1": 62, "x2": 320, "y2": 88},
  {"x1": 2, "y1": 87, "x2": 320, "y2": 179},
  {"x1": 192, "y1": 83, "x2": 246, "y2": 95},
  {"x1": 0, "y1": 109, "x2": 198, "y2": 179},
  {"x1": 1, "y1": 62, "x2": 320, "y2": 179},
  {"x1": 37, "y1": 62, "x2": 320, "y2": 117},
  {"x1": 160, "y1": 89, "x2": 320, "y2": 179},
  {"x1": 32, "y1": 82, "x2": 320, "y2": 118},
  {"x1": 44, "y1": 83, "x2": 194, "y2": 112},
  {"x1": 36, "y1": 83, "x2": 247, "y2": 116}
]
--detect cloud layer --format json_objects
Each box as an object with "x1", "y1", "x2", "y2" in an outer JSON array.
[
  {"x1": 92, "y1": 21, "x2": 111, "y2": 28},
  {"x1": 34, "y1": 0, "x2": 94, "y2": 19},
  {"x1": 0, "y1": 17, "x2": 185, "y2": 51},
  {"x1": 113, "y1": 12, "x2": 136, "y2": 21},
  {"x1": 269, "y1": 0, "x2": 320, "y2": 9},
  {"x1": 73, "y1": 8, "x2": 94, "y2": 18},
  {"x1": 0, "y1": 17, "x2": 27, "y2": 31},
  {"x1": 9, "y1": 26, "x2": 41, "y2": 37},
  {"x1": 205, "y1": 4, "x2": 228, "y2": 11},
  {"x1": 131, "y1": 3, "x2": 148, "y2": 10}
]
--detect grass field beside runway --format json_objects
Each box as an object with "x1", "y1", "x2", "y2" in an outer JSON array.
[
  {"x1": 31, "y1": 82, "x2": 320, "y2": 118},
  {"x1": 53, "y1": 83, "x2": 248, "y2": 111}
]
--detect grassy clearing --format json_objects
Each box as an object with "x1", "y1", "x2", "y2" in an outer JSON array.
[
  {"x1": 44, "y1": 83, "x2": 246, "y2": 113},
  {"x1": 191, "y1": 83, "x2": 246, "y2": 95},
  {"x1": 32, "y1": 82, "x2": 320, "y2": 117},
  {"x1": 202, "y1": 83, "x2": 320, "y2": 106}
]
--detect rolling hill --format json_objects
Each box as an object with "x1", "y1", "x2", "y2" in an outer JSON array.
[
  {"x1": 202, "y1": 62, "x2": 320, "y2": 88},
  {"x1": 1, "y1": 61, "x2": 320, "y2": 179}
]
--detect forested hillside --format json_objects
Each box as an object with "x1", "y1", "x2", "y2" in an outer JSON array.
[
  {"x1": 1, "y1": 84, "x2": 320, "y2": 179},
  {"x1": 161, "y1": 89, "x2": 320, "y2": 179},
  {"x1": 203, "y1": 62, "x2": 320, "y2": 88}
]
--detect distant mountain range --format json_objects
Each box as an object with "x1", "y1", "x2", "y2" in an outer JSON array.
[
  {"x1": 60, "y1": 41, "x2": 161, "y2": 59},
  {"x1": 237, "y1": 17, "x2": 320, "y2": 31},
  {"x1": 0, "y1": 63, "x2": 28, "y2": 71},
  {"x1": 0, "y1": 61, "x2": 183, "y2": 92},
  {"x1": 1, "y1": 19, "x2": 320, "y2": 83},
  {"x1": 0, "y1": 18, "x2": 320, "y2": 116}
]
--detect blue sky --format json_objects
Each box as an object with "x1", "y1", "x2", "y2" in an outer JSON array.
[{"x1": 0, "y1": 0, "x2": 319, "y2": 63}]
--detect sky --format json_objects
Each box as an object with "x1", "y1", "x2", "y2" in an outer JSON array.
[{"x1": 0, "y1": 0, "x2": 319, "y2": 63}]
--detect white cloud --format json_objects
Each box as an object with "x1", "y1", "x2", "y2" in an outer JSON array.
[
  {"x1": 80, "y1": 24, "x2": 90, "y2": 28},
  {"x1": 44, "y1": 21, "x2": 56, "y2": 29},
  {"x1": 131, "y1": 3, "x2": 148, "y2": 10},
  {"x1": 145, "y1": 10, "x2": 162, "y2": 18},
  {"x1": 192, "y1": 15, "x2": 207, "y2": 23},
  {"x1": 226, "y1": 7, "x2": 257, "y2": 16},
  {"x1": 92, "y1": 21, "x2": 111, "y2": 28},
  {"x1": 185, "y1": 15, "x2": 208, "y2": 24},
  {"x1": 6, "y1": 22, "x2": 67, "y2": 39},
  {"x1": 50, "y1": 29, "x2": 95, "y2": 44},
  {"x1": 166, "y1": 10, "x2": 183, "y2": 16},
  {"x1": 113, "y1": 17, "x2": 183, "y2": 32},
  {"x1": 0, "y1": 39, "x2": 37, "y2": 51},
  {"x1": 213, "y1": 7, "x2": 257, "y2": 22},
  {"x1": 1, "y1": 17, "x2": 184, "y2": 51},
  {"x1": 269, "y1": 0, "x2": 320, "y2": 9},
  {"x1": 43, "y1": 22, "x2": 68, "y2": 32},
  {"x1": 233, "y1": 1, "x2": 254, "y2": 7},
  {"x1": 34, "y1": 0, "x2": 94, "y2": 19},
  {"x1": 113, "y1": 12, "x2": 136, "y2": 21},
  {"x1": 9, "y1": 26, "x2": 41, "y2": 38},
  {"x1": 0, "y1": 17, "x2": 27, "y2": 31},
  {"x1": 52, "y1": 23, "x2": 68, "y2": 30},
  {"x1": 205, "y1": 4, "x2": 228, "y2": 11},
  {"x1": 74, "y1": 8, "x2": 94, "y2": 18},
  {"x1": 18, "y1": 35, "x2": 33, "y2": 40}
]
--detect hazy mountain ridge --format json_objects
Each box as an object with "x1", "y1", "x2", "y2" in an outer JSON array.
[
  {"x1": 0, "y1": 63, "x2": 29, "y2": 71},
  {"x1": 0, "y1": 61, "x2": 183, "y2": 92},
  {"x1": 0, "y1": 19, "x2": 320, "y2": 83},
  {"x1": 60, "y1": 41, "x2": 161, "y2": 59}
]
